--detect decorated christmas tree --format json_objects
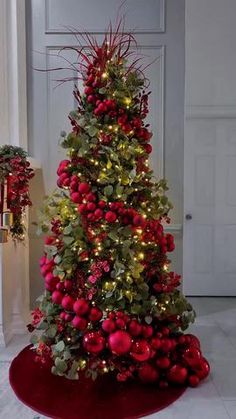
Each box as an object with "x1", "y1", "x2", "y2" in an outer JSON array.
[{"x1": 29, "y1": 23, "x2": 210, "y2": 388}]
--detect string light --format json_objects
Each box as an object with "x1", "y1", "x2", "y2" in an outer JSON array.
[
  {"x1": 124, "y1": 97, "x2": 132, "y2": 106},
  {"x1": 137, "y1": 252, "x2": 145, "y2": 260}
]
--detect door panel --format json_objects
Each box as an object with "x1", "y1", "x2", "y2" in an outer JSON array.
[{"x1": 183, "y1": 119, "x2": 236, "y2": 295}]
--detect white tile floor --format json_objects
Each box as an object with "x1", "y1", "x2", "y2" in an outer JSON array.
[{"x1": 0, "y1": 297, "x2": 236, "y2": 419}]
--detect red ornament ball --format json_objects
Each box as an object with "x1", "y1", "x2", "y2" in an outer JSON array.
[
  {"x1": 182, "y1": 347, "x2": 202, "y2": 367},
  {"x1": 65, "y1": 313, "x2": 73, "y2": 322},
  {"x1": 160, "y1": 338, "x2": 173, "y2": 353},
  {"x1": 78, "y1": 182, "x2": 91, "y2": 194},
  {"x1": 116, "y1": 318, "x2": 126, "y2": 329},
  {"x1": 56, "y1": 282, "x2": 64, "y2": 292},
  {"x1": 138, "y1": 363, "x2": 159, "y2": 383},
  {"x1": 130, "y1": 340, "x2": 151, "y2": 362},
  {"x1": 83, "y1": 332, "x2": 105, "y2": 355},
  {"x1": 51, "y1": 290, "x2": 63, "y2": 305},
  {"x1": 188, "y1": 374, "x2": 200, "y2": 387},
  {"x1": 129, "y1": 320, "x2": 142, "y2": 337},
  {"x1": 194, "y1": 357, "x2": 210, "y2": 380},
  {"x1": 108, "y1": 330, "x2": 132, "y2": 355},
  {"x1": 72, "y1": 316, "x2": 88, "y2": 330},
  {"x1": 142, "y1": 325, "x2": 153, "y2": 338},
  {"x1": 167, "y1": 364, "x2": 188, "y2": 384},
  {"x1": 73, "y1": 299, "x2": 90, "y2": 316},
  {"x1": 89, "y1": 307, "x2": 103, "y2": 322},
  {"x1": 64, "y1": 280, "x2": 73, "y2": 291},
  {"x1": 61, "y1": 296, "x2": 74, "y2": 311},
  {"x1": 102, "y1": 319, "x2": 116, "y2": 334},
  {"x1": 156, "y1": 356, "x2": 171, "y2": 370},
  {"x1": 71, "y1": 192, "x2": 82, "y2": 204},
  {"x1": 151, "y1": 337, "x2": 161, "y2": 350},
  {"x1": 105, "y1": 211, "x2": 117, "y2": 223},
  {"x1": 185, "y1": 334, "x2": 201, "y2": 349}
]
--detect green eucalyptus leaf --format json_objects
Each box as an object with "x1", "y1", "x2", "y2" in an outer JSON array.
[
  {"x1": 55, "y1": 357, "x2": 67, "y2": 373},
  {"x1": 55, "y1": 340, "x2": 65, "y2": 352},
  {"x1": 104, "y1": 185, "x2": 113, "y2": 196}
]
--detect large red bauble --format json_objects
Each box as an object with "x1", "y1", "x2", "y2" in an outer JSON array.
[
  {"x1": 182, "y1": 347, "x2": 202, "y2": 367},
  {"x1": 108, "y1": 331, "x2": 132, "y2": 355},
  {"x1": 72, "y1": 316, "x2": 88, "y2": 330},
  {"x1": 78, "y1": 182, "x2": 90, "y2": 194},
  {"x1": 51, "y1": 291, "x2": 63, "y2": 305},
  {"x1": 167, "y1": 364, "x2": 188, "y2": 385},
  {"x1": 73, "y1": 299, "x2": 90, "y2": 316},
  {"x1": 138, "y1": 363, "x2": 159, "y2": 383},
  {"x1": 89, "y1": 307, "x2": 103, "y2": 322},
  {"x1": 130, "y1": 340, "x2": 151, "y2": 362},
  {"x1": 129, "y1": 320, "x2": 142, "y2": 337},
  {"x1": 194, "y1": 357, "x2": 210, "y2": 380},
  {"x1": 83, "y1": 332, "x2": 105, "y2": 355},
  {"x1": 61, "y1": 296, "x2": 74, "y2": 311},
  {"x1": 102, "y1": 319, "x2": 116, "y2": 334},
  {"x1": 105, "y1": 211, "x2": 117, "y2": 223}
]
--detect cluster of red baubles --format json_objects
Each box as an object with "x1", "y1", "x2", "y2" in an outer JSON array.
[
  {"x1": 141, "y1": 220, "x2": 175, "y2": 252},
  {"x1": 83, "y1": 316, "x2": 210, "y2": 387},
  {"x1": 83, "y1": 59, "x2": 153, "y2": 147},
  {"x1": 37, "y1": 259, "x2": 210, "y2": 387},
  {"x1": 57, "y1": 160, "x2": 175, "y2": 253}
]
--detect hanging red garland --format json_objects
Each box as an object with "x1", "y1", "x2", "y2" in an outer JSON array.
[{"x1": 0, "y1": 145, "x2": 34, "y2": 240}]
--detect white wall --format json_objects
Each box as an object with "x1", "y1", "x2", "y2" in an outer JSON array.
[{"x1": 185, "y1": 0, "x2": 236, "y2": 110}]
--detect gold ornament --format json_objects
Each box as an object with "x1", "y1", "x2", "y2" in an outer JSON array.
[{"x1": 0, "y1": 228, "x2": 8, "y2": 243}]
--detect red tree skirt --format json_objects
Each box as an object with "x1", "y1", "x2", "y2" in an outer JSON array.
[{"x1": 9, "y1": 346, "x2": 186, "y2": 419}]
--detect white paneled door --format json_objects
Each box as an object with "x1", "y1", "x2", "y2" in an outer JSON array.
[{"x1": 183, "y1": 118, "x2": 236, "y2": 296}]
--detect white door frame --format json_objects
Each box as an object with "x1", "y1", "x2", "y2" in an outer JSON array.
[{"x1": 0, "y1": 0, "x2": 31, "y2": 345}]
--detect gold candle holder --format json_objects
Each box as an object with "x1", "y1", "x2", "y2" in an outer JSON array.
[
  {"x1": 0, "y1": 228, "x2": 8, "y2": 243},
  {"x1": 2, "y1": 211, "x2": 14, "y2": 227}
]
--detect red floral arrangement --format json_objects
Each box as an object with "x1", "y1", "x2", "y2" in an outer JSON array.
[{"x1": 0, "y1": 145, "x2": 34, "y2": 240}]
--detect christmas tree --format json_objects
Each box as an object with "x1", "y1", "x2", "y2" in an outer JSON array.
[{"x1": 29, "y1": 23, "x2": 210, "y2": 387}]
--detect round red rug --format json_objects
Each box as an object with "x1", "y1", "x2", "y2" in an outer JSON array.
[{"x1": 9, "y1": 345, "x2": 186, "y2": 419}]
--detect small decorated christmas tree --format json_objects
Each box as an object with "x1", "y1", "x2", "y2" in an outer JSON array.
[{"x1": 29, "y1": 23, "x2": 209, "y2": 387}]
